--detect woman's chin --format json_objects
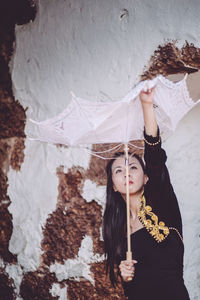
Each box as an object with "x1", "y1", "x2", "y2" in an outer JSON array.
[{"x1": 120, "y1": 189, "x2": 142, "y2": 197}]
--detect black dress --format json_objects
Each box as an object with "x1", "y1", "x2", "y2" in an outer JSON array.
[{"x1": 122, "y1": 130, "x2": 190, "y2": 300}]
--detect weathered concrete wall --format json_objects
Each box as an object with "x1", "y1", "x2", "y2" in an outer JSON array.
[{"x1": 0, "y1": 0, "x2": 200, "y2": 299}]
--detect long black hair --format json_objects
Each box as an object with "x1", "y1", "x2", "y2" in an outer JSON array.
[{"x1": 102, "y1": 152, "x2": 146, "y2": 286}]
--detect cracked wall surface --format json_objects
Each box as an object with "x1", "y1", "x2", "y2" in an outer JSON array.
[{"x1": 0, "y1": 0, "x2": 200, "y2": 299}]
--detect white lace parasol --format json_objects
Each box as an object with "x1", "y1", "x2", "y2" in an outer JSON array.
[{"x1": 29, "y1": 74, "x2": 200, "y2": 149}]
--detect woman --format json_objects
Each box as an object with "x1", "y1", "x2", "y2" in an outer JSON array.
[{"x1": 103, "y1": 87, "x2": 190, "y2": 300}]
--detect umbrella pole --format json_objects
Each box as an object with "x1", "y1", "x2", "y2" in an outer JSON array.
[{"x1": 124, "y1": 144, "x2": 132, "y2": 264}]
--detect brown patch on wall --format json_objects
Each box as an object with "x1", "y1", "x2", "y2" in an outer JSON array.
[
  {"x1": 0, "y1": 139, "x2": 11, "y2": 173},
  {"x1": 20, "y1": 271, "x2": 58, "y2": 300},
  {"x1": 0, "y1": 273, "x2": 15, "y2": 300},
  {"x1": 0, "y1": 138, "x2": 25, "y2": 173},
  {"x1": 91, "y1": 262, "x2": 126, "y2": 299},
  {"x1": 141, "y1": 42, "x2": 200, "y2": 80},
  {"x1": 56, "y1": 166, "x2": 84, "y2": 209},
  {"x1": 10, "y1": 137, "x2": 25, "y2": 171},
  {"x1": 66, "y1": 261, "x2": 126, "y2": 299},
  {"x1": 41, "y1": 166, "x2": 104, "y2": 267},
  {"x1": 0, "y1": 99, "x2": 26, "y2": 139},
  {"x1": 0, "y1": 139, "x2": 17, "y2": 264},
  {"x1": 181, "y1": 42, "x2": 200, "y2": 68},
  {"x1": 66, "y1": 280, "x2": 96, "y2": 300},
  {"x1": 0, "y1": 202, "x2": 17, "y2": 264}
]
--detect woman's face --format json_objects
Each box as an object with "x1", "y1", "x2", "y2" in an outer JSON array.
[{"x1": 111, "y1": 155, "x2": 147, "y2": 196}]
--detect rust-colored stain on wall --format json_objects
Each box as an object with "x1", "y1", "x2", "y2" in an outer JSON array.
[
  {"x1": 142, "y1": 42, "x2": 200, "y2": 80},
  {"x1": 0, "y1": 139, "x2": 17, "y2": 264},
  {"x1": 41, "y1": 166, "x2": 103, "y2": 264},
  {"x1": 0, "y1": 273, "x2": 15, "y2": 300},
  {"x1": 20, "y1": 271, "x2": 58, "y2": 300},
  {"x1": 0, "y1": 3, "x2": 200, "y2": 299},
  {"x1": 67, "y1": 262, "x2": 125, "y2": 299}
]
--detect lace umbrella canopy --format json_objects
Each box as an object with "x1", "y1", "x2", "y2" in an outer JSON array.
[
  {"x1": 29, "y1": 74, "x2": 200, "y2": 265},
  {"x1": 30, "y1": 74, "x2": 199, "y2": 148}
]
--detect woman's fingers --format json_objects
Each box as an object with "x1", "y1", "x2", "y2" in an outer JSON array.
[
  {"x1": 121, "y1": 268, "x2": 135, "y2": 281},
  {"x1": 119, "y1": 260, "x2": 137, "y2": 281},
  {"x1": 125, "y1": 259, "x2": 137, "y2": 265},
  {"x1": 122, "y1": 268, "x2": 134, "y2": 276},
  {"x1": 139, "y1": 85, "x2": 156, "y2": 104},
  {"x1": 120, "y1": 259, "x2": 137, "y2": 267},
  {"x1": 121, "y1": 270, "x2": 134, "y2": 278}
]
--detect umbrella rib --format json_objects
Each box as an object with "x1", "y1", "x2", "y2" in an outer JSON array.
[
  {"x1": 129, "y1": 142, "x2": 144, "y2": 150},
  {"x1": 84, "y1": 146, "x2": 123, "y2": 160},
  {"x1": 88, "y1": 143, "x2": 123, "y2": 153},
  {"x1": 86, "y1": 151, "x2": 116, "y2": 160},
  {"x1": 84, "y1": 141, "x2": 144, "y2": 160}
]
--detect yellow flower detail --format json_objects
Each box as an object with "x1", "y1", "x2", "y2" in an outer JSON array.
[
  {"x1": 145, "y1": 206, "x2": 152, "y2": 212},
  {"x1": 138, "y1": 194, "x2": 170, "y2": 243},
  {"x1": 159, "y1": 221, "x2": 165, "y2": 227}
]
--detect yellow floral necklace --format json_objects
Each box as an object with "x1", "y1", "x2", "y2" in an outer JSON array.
[{"x1": 137, "y1": 194, "x2": 170, "y2": 243}]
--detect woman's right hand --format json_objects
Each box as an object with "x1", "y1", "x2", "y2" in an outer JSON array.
[
  {"x1": 119, "y1": 260, "x2": 137, "y2": 282},
  {"x1": 139, "y1": 87, "x2": 155, "y2": 106}
]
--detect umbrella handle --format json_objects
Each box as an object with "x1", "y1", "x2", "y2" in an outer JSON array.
[
  {"x1": 126, "y1": 251, "x2": 133, "y2": 281},
  {"x1": 124, "y1": 144, "x2": 133, "y2": 281},
  {"x1": 126, "y1": 251, "x2": 132, "y2": 261}
]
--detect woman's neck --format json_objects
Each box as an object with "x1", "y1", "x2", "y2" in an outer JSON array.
[{"x1": 129, "y1": 192, "x2": 141, "y2": 218}]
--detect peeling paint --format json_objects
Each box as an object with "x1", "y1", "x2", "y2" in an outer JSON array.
[
  {"x1": 81, "y1": 179, "x2": 106, "y2": 210},
  {"x1": 50, "y1": 235, "x2": 104, "y2": 284},
  {"x1": 46, "y1": 143, "x2": 91, "y2": 174},
  {"x1": 50, "y1": 283, "x2": 67, "y2": 300},
  {"x1": 5, "y1": 263, "x2": 23, "y2": 294}
]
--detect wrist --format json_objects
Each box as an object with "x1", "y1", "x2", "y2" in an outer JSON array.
[
  {"x1": 144, "y1": 126, "x2": 160, "y2": 143},
  {"x1": 141, "y1": 101, "x2": 154, "y2": 109}
]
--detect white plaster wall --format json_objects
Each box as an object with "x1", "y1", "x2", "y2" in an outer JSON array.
[
  {"x1": 7, "y1": 140, "x2": 59, "y2": 272},
  {"x1": 7, "y1": 0, "x2": 200, "y2": 298}
]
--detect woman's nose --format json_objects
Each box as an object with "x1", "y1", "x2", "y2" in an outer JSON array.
[{"x1": 124, "y1": 172, "x2": 130, "y2": 177}]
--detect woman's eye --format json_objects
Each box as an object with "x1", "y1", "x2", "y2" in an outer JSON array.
[
  {"x1": 115, "y1": 169, "x2": 122, "y2": 174},
  {"x1": 130, "y1": 166, "x2": 137, "y2": 170}
]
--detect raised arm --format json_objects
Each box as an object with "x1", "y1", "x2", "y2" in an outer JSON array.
[
  {"x1": 139, "y1": 86, "x2": 183, "y2": 235},
  {"x1": 139, "y1": 87, "x2": 157, "y2": 136},
  {"x1": 139, "y1": 86, "x2": 168, "y2": 185}
]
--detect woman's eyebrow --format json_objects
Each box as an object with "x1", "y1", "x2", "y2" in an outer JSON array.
[
  {"x1": 113, "y1": 165, "x2": 123, "y2": 170},
  {"x1": 129, "y1": 162, "x2": 138, "y2": 166}
]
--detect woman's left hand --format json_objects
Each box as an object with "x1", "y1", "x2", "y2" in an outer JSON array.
[
  {"x1": 119, "y1": 260, "x2": 137, "y2": 282},
  {"x1": 139, "y1": 87, "x2": 155, "y2": 105}
]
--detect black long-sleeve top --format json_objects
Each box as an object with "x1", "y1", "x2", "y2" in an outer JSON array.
[{"x1": 122, "y1": 130, "x2": 190, "y2": 300}]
